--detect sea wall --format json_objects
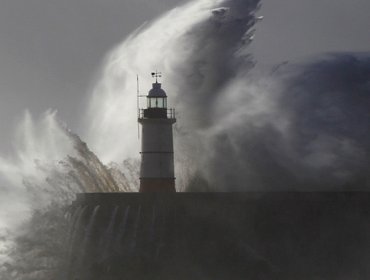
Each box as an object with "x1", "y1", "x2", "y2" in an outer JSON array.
[{"x1": 67, "y1": 192, "x2": 370, "y2": 280}]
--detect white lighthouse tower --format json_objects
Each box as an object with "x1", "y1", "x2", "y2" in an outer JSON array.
[{"x1": 138, "y1": 72, "x2": 176, "y2": 192}]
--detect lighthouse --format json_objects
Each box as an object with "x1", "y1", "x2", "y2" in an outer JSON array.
[{"x1": 138, "y1": 72, "x2": 176, "y2": 192}]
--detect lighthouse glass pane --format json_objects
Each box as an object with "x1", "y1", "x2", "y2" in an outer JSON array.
[
  {"x1": 149, "y1": 98, "x2": 156, "y2": 108},
  {"x1": 157, "y1": 98, "x2": 164, "y2": 108}
]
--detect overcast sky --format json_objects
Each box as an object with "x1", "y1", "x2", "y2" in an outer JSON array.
[{"x1": 0, "y1": 0, "x2": 369, "y2": 154}]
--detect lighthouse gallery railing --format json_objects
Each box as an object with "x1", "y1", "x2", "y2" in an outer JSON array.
[{"x1": 138, "y1": 108, "x2": 176, "y2": 119}]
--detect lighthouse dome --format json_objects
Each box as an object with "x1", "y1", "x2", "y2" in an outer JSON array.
[{"x1": 148, "y1": 82, "x2": 167, "y2": 97}]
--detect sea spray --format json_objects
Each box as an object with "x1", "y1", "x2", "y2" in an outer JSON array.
[
  {"x1": 100, "y1": 206, "x2": 119, "y2": 260},
  {"x1": 81, "y1": 205, "x2": 101, "y2": 254},
  {"x1": 114, "y1": 205, "x2": 131, "y2": 251},
  {"x1": 68, "y1": 206, "x2": 88, "y2": 259},
  {"x1": 131, "y1": 205, "x2": 142, "y2": 251}
]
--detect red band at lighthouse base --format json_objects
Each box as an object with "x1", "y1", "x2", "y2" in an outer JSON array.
[{"x1": 139, "y1": 178, "x2": 176, "y2": 192}]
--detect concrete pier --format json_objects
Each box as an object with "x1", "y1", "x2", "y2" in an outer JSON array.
[{"x1": 68, "y1": 192, "x2": 370, "y2": 279}]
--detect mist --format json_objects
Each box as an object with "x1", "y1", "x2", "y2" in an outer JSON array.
[{"x1": 187, "y1": 53, "x2": 370, "y2": 191}]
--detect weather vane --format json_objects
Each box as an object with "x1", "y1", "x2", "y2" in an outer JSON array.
[{"x1": 151, "y1": 71, "x2": 162, "y2": 83}]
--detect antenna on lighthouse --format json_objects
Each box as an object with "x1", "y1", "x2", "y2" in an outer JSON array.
[{"x1": 137, "y1": 74, "x2": 140, "y2": 139}]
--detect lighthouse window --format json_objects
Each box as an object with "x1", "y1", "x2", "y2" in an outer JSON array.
[
  {"x1": 149, "y1": 98, "x2": 156, "y2": 108},
  {"x1": 157, "y1": 98, "x2": 164, "y2": 108},
  {"x1": 148, "y1": 97, "x2": 166, "y2": 108}
]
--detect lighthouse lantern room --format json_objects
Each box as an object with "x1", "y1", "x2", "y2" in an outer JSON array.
[{"x1": 138, "y1": 72, "x2": 176, "y2": 192}]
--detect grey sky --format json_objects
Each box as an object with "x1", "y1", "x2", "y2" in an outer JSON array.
[
  {"x1": 251, "y1": 0, "x2": 370, "y2": 65},
  {"x1": 0, "y1": 0, "x2": 369, "y2": 154}
]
